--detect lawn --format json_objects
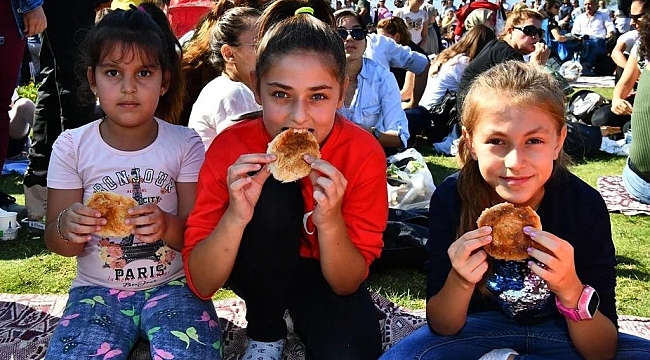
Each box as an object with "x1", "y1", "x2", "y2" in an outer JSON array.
[{"x1": 2, "y1": 87, "x2": 649, "y2": 317}]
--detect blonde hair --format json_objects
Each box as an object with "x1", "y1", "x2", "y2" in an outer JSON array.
[
  {"x1": 499, "y1": 8, "x2": 544, "y2": 39},
  {"x1": 456, "y1": 61, "x2": 569, "y2": 238}
]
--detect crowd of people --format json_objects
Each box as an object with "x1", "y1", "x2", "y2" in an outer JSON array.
[{"x1": 3, "y1": 0, "x2": 650, "y2": 359}]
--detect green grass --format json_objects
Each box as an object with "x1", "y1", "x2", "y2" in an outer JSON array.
[{"x1": 3, "y1": 86, "x2": 649, "y2": 316}]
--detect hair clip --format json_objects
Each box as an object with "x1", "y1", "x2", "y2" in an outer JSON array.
[{"x1": 295, "y1": 6, "x2": 314, "y2": 16}]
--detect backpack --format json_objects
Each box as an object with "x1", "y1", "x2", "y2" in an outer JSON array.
[
  {"x1": 567, "y1": 90, "x2": 609, "y2": 124},
  {"x1": 563, "y1": 119, "x2": 603, "y2": 159}
]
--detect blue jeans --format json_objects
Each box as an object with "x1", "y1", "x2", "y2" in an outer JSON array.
[
  {"x1": 45, "y1": 278, "x2": 223, "y2": 359},
  {"x1": 581, "y1": 37, "x2": 606, "y2": 69},
  {"x1": 380, "y1": 311, "x2": 650, "y2": 359},
  {"x1": 623, "y1": 158, "x2": 650, "y2": 205}
]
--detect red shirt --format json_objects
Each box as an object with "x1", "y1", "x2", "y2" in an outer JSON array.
[{"x1": 182, "y1": 117, "x2": 388, "y2": 298}]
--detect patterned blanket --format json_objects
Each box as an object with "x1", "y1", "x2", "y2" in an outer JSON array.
[
  {"x1": 597, "y1": 176, "x2": 650, "y2": 215},
  {"x1": 1, "y1": 292, "x2": 648, "y2": 360}
]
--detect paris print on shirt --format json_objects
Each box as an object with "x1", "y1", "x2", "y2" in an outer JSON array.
[{"x1": 96, "y1": 166, "x2": 176, "y2": 275}]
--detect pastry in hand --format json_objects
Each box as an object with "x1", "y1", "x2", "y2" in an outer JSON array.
[
  {"x1": 476, "y1": 202, "x2": 542, "y2": 261},
  {"x1": 267, "y1": 128, "x2": 321, "y2": 183},
  {"x1": 85, "y1": 192, "x2": 138, "y2": 237}
]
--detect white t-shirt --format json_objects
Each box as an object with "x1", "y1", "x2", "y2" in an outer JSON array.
[
  {"x1": 394, "y1": 8, "x2": 429, "y2": 44},
  {"x1": 48, "y1": 118, "x2": 205, "y2": 291},
  {"x1": 188, "y1": 75, "x2": 262, "y2": 151},
  {"x1": 419, "y1": 53, "x2": 470, "y2": 109},
  {"x1": 617, "y1": 30, "x2": 639, "y2": 55},
  {"x1": 571, "y1": 11, "x2": 615, "y2": 39}
]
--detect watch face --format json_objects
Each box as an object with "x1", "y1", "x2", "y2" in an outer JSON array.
[{"x1": 587, "y1": 289, "x2": 600, "y2": 316}]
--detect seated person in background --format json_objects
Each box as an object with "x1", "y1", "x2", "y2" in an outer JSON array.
[
  {"x1": 543, "y1": 0, "x2": 581, "y2": 61},
  {"x1": 407, "y1": 24, "x2": 496, "y2": 142},
  {"x1": 1, "y1": 91, "x2": 34, "y2": 218},
  {"x1": 376, "y1": 17, "x2": 425, "y2": 103},
  {"x1": 180, "y1": 0, "x2": 237, "y2": 126},
  {"x1": 188, "y1": 6, "x2": 262, "y2": 151},
  {"x1": 7, "y1": 90, "x2": 34, "y2": 161},
  {"x1": 335, "y1": 9, "x2": 410, "y2": 153},
  {"x1": 463, "y1": 8, "x2": 495, "y2": 33},
  {"x1": 458, "y1": 9, "x2": 549, "y2": 108},
  {"x1": 571, "y1": 0, "x2": 615, "y2": 75},
  {"x1": 612, "y1": 0, "x2": 644, "y2": 84}
]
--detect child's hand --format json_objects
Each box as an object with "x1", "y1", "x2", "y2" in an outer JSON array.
[
  {"x1": 126, "y1": 203, "x2": 167, "y2": 243},
  {"x1": 524, "y1": 227, "x2": 583, "y2": 301},
  {"x1": 59, "y1": 203, "x2": 106, "y2": 243},
  {"x1": 447, "y1": 226, "x2": 492, "y2": 287},
  {"x1": 304, "y1": 155, "x2": 347, "y2": 228},
  {"x1": 226, "y1": 153, "x2": 275, "y2": 225}
]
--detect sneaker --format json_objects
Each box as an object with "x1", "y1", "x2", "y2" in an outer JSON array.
[{"x1": 478, "y1": 348, "x2": 519, "y2": 360}]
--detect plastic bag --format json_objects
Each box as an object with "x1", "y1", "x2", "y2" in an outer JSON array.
[
  {"x1": 386, "y1": 148, "x2": 436, "y2": 210},
  {"x1": 559, "y1": 61, "x2": 583, "y2": 83}
]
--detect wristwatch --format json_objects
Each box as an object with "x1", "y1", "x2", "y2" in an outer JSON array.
[
  {"x1": 555, "y1": 285, "x2": 600, "y2": 321},
  {"x1": 371, "y1": 126, "x2": 381, "y2": 139}
]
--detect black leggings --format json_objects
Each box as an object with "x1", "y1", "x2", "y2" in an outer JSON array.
[{"x1": 227, "y1": 178, "x2": 382, "y2": 360}]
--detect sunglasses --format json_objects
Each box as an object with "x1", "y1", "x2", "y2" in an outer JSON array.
[
  {"x1": 514, "y1": 25, "x2": 543, "y2": 38},
  {"x1": 631, "y1": 12, "x2": 645, "y2": 21},
  {"x1": 337, "y1": 28, "x2": 367, "y2": 41}
]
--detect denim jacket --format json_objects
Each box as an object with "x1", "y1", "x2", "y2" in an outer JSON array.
[
  {"x1": 10, "y1": 0, "x2": 44, "y2": 38},
  {"x1": 337, "y1": 58, "x2": 410, "y2": 147}
]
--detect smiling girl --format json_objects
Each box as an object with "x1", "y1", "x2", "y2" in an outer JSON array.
[
  {"x1": 381, "y1": 61, "x2": 650, "y2": 360},
  {"x1": 183, "y1": 1, "x2": 387, "y2": 359}
]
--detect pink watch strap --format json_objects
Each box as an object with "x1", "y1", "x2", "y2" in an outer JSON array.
[{"x1": 555, "y1": 285, "x2": 596, "y2": 321}]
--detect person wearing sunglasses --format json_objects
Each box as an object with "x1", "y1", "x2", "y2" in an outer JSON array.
[
  {"x1": 334, "y1": 9, "x2": 410, "y2": 154},
  {"x1": 611, "y1": 0, "x2": 644, "y2": 85},
  {"x1": 457, "y1": 8, "x2": 549, "y2": 109},
  {"x1": 541, "y1": 0, "x2": 581, "y2": 61},
  {"x1": 571, "y1": 0, "x2": 615, "y2": 75}
]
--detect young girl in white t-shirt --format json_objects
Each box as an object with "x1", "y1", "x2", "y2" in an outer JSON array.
[{"x1": 44, "y1": 6, "x2": 222, "y2": 359}]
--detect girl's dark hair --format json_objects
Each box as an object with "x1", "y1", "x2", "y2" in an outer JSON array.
[
  {"x1": 639, "y1": 0, "x2": 650, "y2": 61},
  {"x1": 430, "y1": 24, "x2": 496, "y2": 76},
  {"x1": 333, "y1": 8, "x2": 367, "y2": 30},
  {"x1": 209, "y1": 7, "x2": 262, "y2": 73},
  {"x1": 257, "y1": 0, "x2": 336, "y2": 37},
  {"x1": 255, "y1": 0, "x2": 345, "y2": 89},
  {"x1": 80, "y1": 3, "x2": 184, "y2": 124}
]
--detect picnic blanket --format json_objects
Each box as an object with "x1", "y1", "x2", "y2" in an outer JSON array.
[
  {"x1": 2, "y1": 292, "x2": 649, "y2": 360},
  {"x1": 597, "y1": 175, "x2": 650, "y2": 215},
  {"x1": 572, "y1": 75, "x2": 615, "y2": 88},
  {"x1": 0, "y1": 292, "x2": 427, "y2": 360}
]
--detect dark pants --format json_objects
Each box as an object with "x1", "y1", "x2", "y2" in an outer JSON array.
[
  {"x1": 0, "y1": 0, "x2": 26, "y2": 171},
  {"x1": 26, "y1": 0, "x2": 96, "y2": 185},
  {"x1": 227, "y1": 178, "x2": 382, "y2": 360}
]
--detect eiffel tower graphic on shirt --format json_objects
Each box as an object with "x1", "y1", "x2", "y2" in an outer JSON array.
[{"x1": 118, "y1": 167, "x2": 164, "y2": 264}]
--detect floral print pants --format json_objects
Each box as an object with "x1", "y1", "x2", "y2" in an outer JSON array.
[{"x1": 45, "y1": 278, "x2": 222, "y2": 359}]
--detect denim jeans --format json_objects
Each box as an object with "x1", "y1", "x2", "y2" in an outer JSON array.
[
  {"x1": 45, "y1": 278, "x2": 223, "y2": 360},
  {"x1": 623, "y1": 158, "x2": 650, "y2": 205},
  {"x1": 380, "y1": 311, "x2": 650, "y2": 359},
  {"x1": 580, "y1": 37, "x2": 606, "y2": 69}
]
